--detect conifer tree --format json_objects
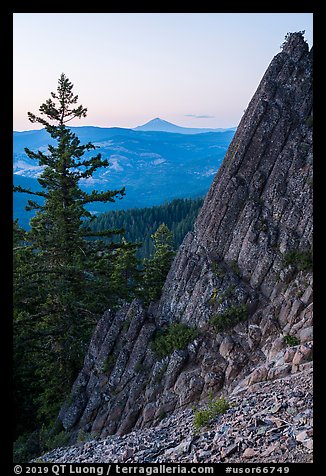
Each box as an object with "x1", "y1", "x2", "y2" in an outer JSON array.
[
  {"x1": 109, "y1": 238, "x2": 142, "y2": 301},
  {"x1": 142, "y1": 223, "x2": 175, "y2": 304},
  {"x1": 13, "y1": 74, "x2": 138, "y2": 428}
]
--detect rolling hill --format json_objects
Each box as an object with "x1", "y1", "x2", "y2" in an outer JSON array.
[{"x1": 13, "y1": 122, "x2": 235, "y2": 228}]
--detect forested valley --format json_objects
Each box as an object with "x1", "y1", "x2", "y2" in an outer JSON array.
[{"x1": 86, "y1": 197, "x2": 204, "y2": 259}]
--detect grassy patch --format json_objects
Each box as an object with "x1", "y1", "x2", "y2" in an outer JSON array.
[
  {"x1": 282, "y1": 250, "x2": 313, "y2": 272},
  {"x1": 151, "y1": 323, "x2": 198, "y2": 359},
  {"x1": 284, "y1": 334, "x2": 300, "y2": 347},
  {"x1": 209, "y1": 304, "x2": 248, "y2": 332},
  {"x1": 209, "y1": 286, "x2": 235, "y2": 308},
  {"x1": 102, "y1": 354, "x2": 117, "y2": 374},
  {"x1": 193, "y1": 396, "x2": 230, "y2": 431},
  {"x1": 157, "y1": 411, "x2": 167, "y2": 421},
  {"x1": 229, "y1": 260, "x2": 241, "y2": 276},
  {"x1": 208, "y1": 288, "x2": 218, "y2": 305},
  {"x1": 211, "y1": 262, "x2": 225, "y2": 279}
]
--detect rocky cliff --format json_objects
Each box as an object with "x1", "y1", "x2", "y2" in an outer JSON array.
[{"x1": 56, "y1": 32, "x2": 313, "y2": 461}]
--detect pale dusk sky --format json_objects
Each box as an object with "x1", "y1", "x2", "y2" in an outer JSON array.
[{"x1": 13, "y1": 13, "x2": 313, "y2": 131}]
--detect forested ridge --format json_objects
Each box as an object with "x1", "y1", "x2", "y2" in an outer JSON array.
[{"x1": 86, "y1": 197, "x2": 204, "y2": 258}]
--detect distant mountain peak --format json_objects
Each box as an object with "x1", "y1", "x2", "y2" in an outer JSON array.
[
  {"x1": 133, "y1": 118, "x2": 236, "y2": 135},
  {"x1": 134, "y1": 117, "x2": 180, "y2": 132}
]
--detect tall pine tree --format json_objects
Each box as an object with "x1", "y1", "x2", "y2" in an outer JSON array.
[{"x1": 13, "y1": 74, "x2": 139, "y2": 432}]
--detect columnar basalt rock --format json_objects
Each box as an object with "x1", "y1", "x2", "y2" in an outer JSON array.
[{"x1": 59, "y1": 33, "x2": 313, "y2": 443}]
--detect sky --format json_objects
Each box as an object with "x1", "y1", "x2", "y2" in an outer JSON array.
[{"x1": 13, "y1": 13, "x2": 313, "y2": 131}]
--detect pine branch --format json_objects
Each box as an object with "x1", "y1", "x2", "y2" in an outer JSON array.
[
  {"x1": 25, "y1": 200, "x2": 44, "y2": 212},
  {"x1": 24, "y1": 147, "x2": 52, "y2": 165},
  {"x1": 63, "y1": 112, "x2": 87, "y2": 124},
  {"x1": 80, "y1": 188, "x2": 125, "y2": 204},
  {"x1": 13, "y1": 185, "x2": 48, "y2": 198},
  {"x1": 82, "y1": 228, "x2": 125, "y2": 237},
  {"x1": 72, "y1": 155, "x2": 108, "y2": 170}
]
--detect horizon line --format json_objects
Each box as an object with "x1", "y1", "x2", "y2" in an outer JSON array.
[{"x1": 13, "y1": 117, "x2": 238, "y2": 133}]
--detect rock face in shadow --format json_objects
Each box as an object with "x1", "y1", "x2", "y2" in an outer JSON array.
[{"x1": 59, "y1": 33, "x2": 313, "y2": 441}]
